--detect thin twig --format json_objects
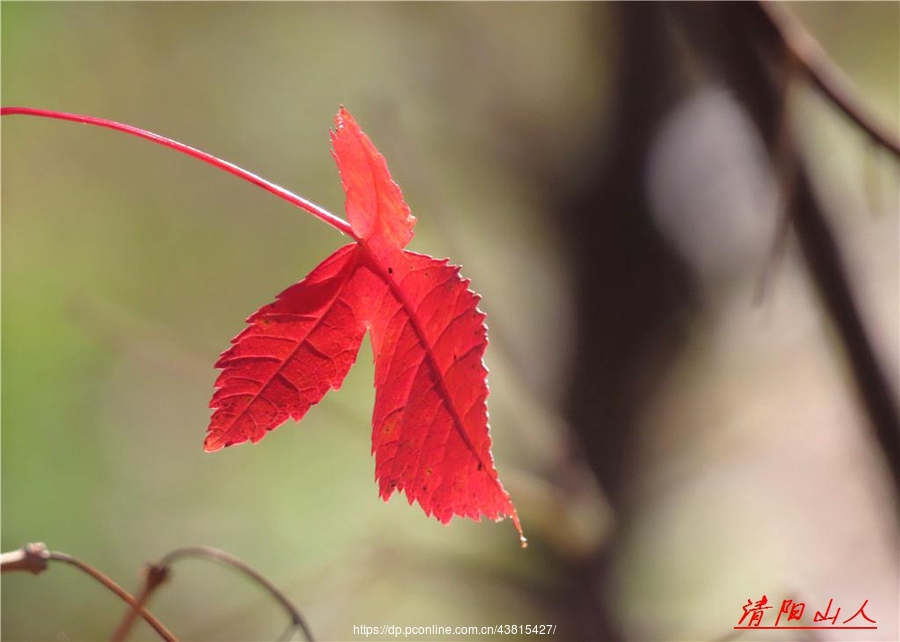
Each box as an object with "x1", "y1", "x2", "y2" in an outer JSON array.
[
  {"x1": 0, "y1": 543, "x2": 177, "y2": 641},
  {"x1": 756, "y1": 1, "x2": 900, "y2": 158},
  {"x1": 110, "y1": 565, "x2": 171, "y2": 642},
  {"x1": 113, "y1": 546, "x2": 313, "y2": 642}
]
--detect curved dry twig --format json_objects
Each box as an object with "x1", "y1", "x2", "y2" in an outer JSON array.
[
  {"x1": 112, "y1": 545, "x2": 313, "y2": 642},
  {"x1": 0, "y1": 543, "x2": 177, "y2": 642}
]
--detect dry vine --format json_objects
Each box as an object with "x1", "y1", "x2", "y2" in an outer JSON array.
[{"x1": 1, "y1": 542, "x2": 313, "y2": 641}]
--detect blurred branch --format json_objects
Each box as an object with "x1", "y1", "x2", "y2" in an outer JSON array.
[
  {"x1": 112, "y1": 546, "x2": 313, "y2": 642},
  {"x1": 863, "y1": 142, "x2": 886, "y2": 218},
  {"x1": 557, "y1": 3, "x2": 697, "y2": 639},
  {"x1": 754, "y1": 48, "x2": 802, "y2": 304},
  {"x1": 756, "y1": 1, "x2": 900, "y2": 157},
  {"x1": 1, "y1": 542, "x2": 176, "y2": 641},
  {"x1": 671, "y1": 3, "x2": 900, "y2": 492}
]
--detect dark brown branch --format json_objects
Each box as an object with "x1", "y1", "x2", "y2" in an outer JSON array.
[
  {"x1": 1, "y1": 543, "x2": 177, "y2": 641},
  {"x1": 112, "y1": 546, "x2": 313, "y2": 642},
  {"x1": 756, "y1": 1, "x2": 900, "y2": 158}
]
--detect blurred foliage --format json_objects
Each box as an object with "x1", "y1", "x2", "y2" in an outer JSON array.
[{"x1": 2, "y1": 2, "x2": 897, "y2": 642}]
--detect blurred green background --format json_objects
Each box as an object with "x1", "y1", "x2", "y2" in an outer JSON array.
[{"x1": 2, "y1": 3, "x2": 897, "y2": 641}]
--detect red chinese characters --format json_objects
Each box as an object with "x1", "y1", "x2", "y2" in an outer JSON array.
[
  {"x1": 738, "y1": 595, "x2": 773, "y2": 627},
  {"x1": 775, "y1": 598, "x2": 805, "y2": 627},
  {"x1": 735, "y1": 596, "x2": 877, "y2": 630}
]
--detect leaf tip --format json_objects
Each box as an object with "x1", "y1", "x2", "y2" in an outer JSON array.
[
  {"x1": 334, "y1": 105, "x2": 355, "y2": 132},
  {"x1": 203, "y1": 436, "x2": 224, "y2": 453}
]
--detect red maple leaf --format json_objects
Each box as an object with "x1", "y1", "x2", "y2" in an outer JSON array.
[
  {"x1": 206, "y1": 108, "x2": 524, "y2": 543},
  {"x1": 0, "y1": 105, "x2": 524, "y2": 544}
]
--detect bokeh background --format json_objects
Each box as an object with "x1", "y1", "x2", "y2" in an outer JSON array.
[{"x1": 2, "y1": 3, "x2": 897, "y2": 641}]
